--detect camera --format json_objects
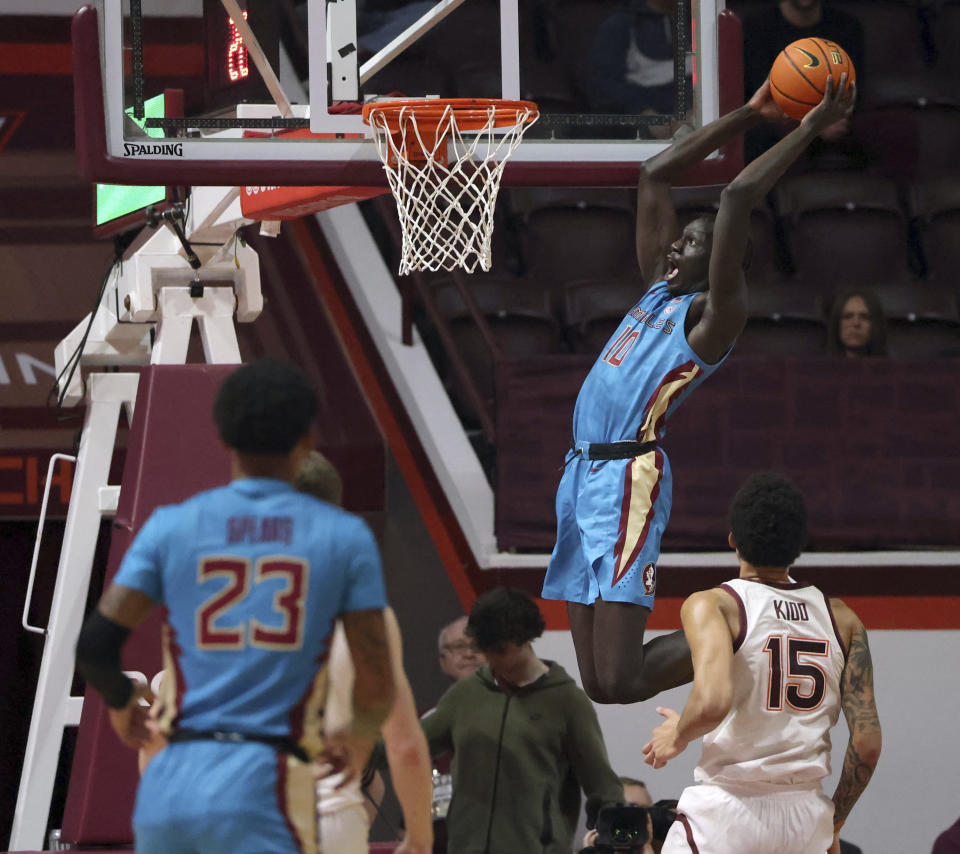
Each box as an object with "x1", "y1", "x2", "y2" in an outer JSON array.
[
  {"x1": 649, "y1": 799, "x2": 679, "y2": 842},
  {"x1": 595, "y1": 804, "x2": 649, "y2": 849},
  {"x1": 580, "y1": 799, "x2": 679, "y2": 853}
]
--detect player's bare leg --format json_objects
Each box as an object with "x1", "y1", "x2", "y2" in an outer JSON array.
[{"x1": 569, "y1": 600, "x2": 693, "y2": 704}]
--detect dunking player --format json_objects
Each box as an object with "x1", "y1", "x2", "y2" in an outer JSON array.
[
  {"x1": 642, "y1": 473, "x2": 881, "y2": 854},
  {"x1": 542, "y1": 76, "x2": 856, "y2": 704},
  {"x1": 76, "y1": 359, "x2": 395, "y2": 854},
  {"x1": 296, "y1": 451, "x2": 433, "y2": 854}
]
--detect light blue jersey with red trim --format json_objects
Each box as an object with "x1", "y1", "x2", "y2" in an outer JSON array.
[
  {"x1": 114, "y1": 477, "x2": 386, "y2": 749},
  {"x1": 543, "y1": 283, "x2": 730, "y2": 606},
  {"x1": 573, "y1": 281, "x2": 722, "y2": 444}
]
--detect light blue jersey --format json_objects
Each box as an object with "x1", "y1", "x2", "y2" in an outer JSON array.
[
  {"x1": 115, "y1": 477, "x2": 386, "y2": 743},
  {"x1": 543, "y1": 283, "x2": 728, "y2": 606},
  {"x1": 117, "y1": 477, "x2": 387, "y2": 854}
]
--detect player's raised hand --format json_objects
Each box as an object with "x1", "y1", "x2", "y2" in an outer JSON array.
[
  {"x1": 108, "y1": 681, "x2": 155, "y2": 751},
  {"x1": 747, "y1": 79, "x2": 788, "y2": 122},
  {"x1": 801, "y1": 73, "x2": 856, "y2": 134},
  {"x1": 641, "y1": 706, "x2": 686, "y2": 769}
]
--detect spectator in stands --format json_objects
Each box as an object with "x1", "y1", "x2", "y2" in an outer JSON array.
[
  {"x1": 933, "y1": 816, "x2": 960, "y2": 853},
  {"x1": 420, "y1": 587, "x2": 624, "y2": 854},
  {"x1": 828, "y1": 289, "x2": 888, "y2": 358},
  {"x1": 437, "y1": 615, "x2": 485, "y2": 682},
  {"x1": 741, "y1": 0, "x2": 865, "y2": 164},
  {"x1": 586, "y1": 0, "x2": 693, "y2": 135}
]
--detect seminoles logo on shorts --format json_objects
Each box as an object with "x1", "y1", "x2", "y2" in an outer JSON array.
[{"x1": 642, "y1": 562, "x2": 656, "y2": 595}]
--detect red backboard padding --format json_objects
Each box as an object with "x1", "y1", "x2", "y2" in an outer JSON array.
[{"x1": 61, "y1": 365, "x2": 235, "y2": 845}]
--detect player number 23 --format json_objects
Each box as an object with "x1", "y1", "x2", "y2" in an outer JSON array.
[
  {"x1": 196, "y1": 556, "x2": 307, "y2": 651},
  {"x1": 763, "y1": 634, "x2": 829, "y2": 711}
]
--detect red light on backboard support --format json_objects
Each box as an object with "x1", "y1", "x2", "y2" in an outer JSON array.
[{"x1": 227, "y1": 11, "x2": 250, "y2": 82}]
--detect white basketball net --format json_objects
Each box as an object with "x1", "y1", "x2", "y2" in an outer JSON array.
[{"x1": 367, "y1": 102, "x2": 538, "y2": 275}]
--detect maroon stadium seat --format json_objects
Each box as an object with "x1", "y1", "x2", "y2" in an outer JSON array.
[
  {"x1": 737, "y1": 282, "x2": 827, "y2": 357},
  {"x1": 520, "y1": 204, "x2": 637, "y2": 295},
  {"x1": 874, "y1": 281, "x2": 960, "y2": 359},
  {"x1": 832, "y1": 0, "x2": 928, "y2": 85},
  {"x1": 562, "y1": 275, "x2": 645, "y2": 354},
  {"x1": 773, "y1": 172, "x2": 911, "y2": 297},
  {"x1": 908, "y1": 176, "x2": 960, "y2": 283},
  {"x1": 430, "y1": 275, "x2": 563, "y2": 423},
  {"x1": 935, "y1": 2, "x2": 960, "y2": 74}
]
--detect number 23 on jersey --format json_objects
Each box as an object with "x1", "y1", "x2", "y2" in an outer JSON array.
[{"x1": 195, "y1": 555, "x2": 308, "y2": 651}]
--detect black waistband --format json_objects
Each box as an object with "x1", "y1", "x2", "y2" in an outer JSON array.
[
  {"x1": 569, "y1": 439, "x2": 658, "y2": 461},
  {"x1": 168, "y1": 728, "x2": 309, "y2": 763}
]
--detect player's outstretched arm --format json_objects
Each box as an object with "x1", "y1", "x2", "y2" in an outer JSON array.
[
  {"x1": 689, "y1": 76, "x2": 856, "y2": 363},
  {"x1": 642, "y1": 590, "x2": 734, "y2": 768},
  {"x1": 341, "y1": 608, "x2": 396, "y2": 743},
  {"x1": 635, "y1": 83, "x2": 776, "y2": 287},
  {"x1": 828, "y1": 599, "x2": 882, "y2": 845},
  {"x1": 380, "y1": 609, "x2": 433, "y2": 854}
]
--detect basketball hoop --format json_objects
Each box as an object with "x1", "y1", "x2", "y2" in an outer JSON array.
[{"x1": 362, "y1": 98, "x2": 539, "y2": 275}]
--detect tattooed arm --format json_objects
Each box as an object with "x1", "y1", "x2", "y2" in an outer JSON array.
[
  {"x1": 829, "y1": 599, "x2": 882, "y2": 841},
  {"x1": 342, "y1": 608, "x2": 396, "y2": 742}
]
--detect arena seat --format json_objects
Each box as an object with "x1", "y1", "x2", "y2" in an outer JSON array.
[
  {"x1": 908, "y1": 177, "x2": 960, "y2": 282},
  {"x1": 874, "y1": 282, "x2": 960, "y2": 359},
  {"x1": 852, "y1": 84, "x2": 960, "y2": 181},
  {"x1": 934, "y1": 2, "x2": 960, "y2": 74},
  {"x1": 507, "y1": 187, "x2": 635, "y2": 219},
  {"x1": 561, "y1": 275, "x2": 645, "y2": 354},
  {"x1": 520, "y1": 204, "x2": 638, "y2": 295},
  {"x1": 831, "y1": 0, "x2": 928, "y2": 85},
  {"x1": 737, "y1": 283, "x2": 827, "y2": 357},
  {"x1": 773, "y1": 172, "x2": 911, "y2": 296},
  {"x1": 430, "y1": 275, "x2": 563, "y2": 423}
]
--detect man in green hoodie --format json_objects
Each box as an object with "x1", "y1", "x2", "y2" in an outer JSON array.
[{"x1": 421, "y1": 587, "x2": 624, "y2": 854}]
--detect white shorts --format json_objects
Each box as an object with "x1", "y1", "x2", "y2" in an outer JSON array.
[
  {"x1": 317, "y1": 773, "x2": 369, "y2": 854},
  {"x1": 661, "y1": 783, "x2": 834, "y2": 854},
  {"x1": 318, "y1": 801, "x2": 369, "y2": 854}
]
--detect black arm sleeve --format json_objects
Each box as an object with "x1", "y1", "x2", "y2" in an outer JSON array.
[{"x1": 76, "y1": 610, "x2": 135, "y2": 709}]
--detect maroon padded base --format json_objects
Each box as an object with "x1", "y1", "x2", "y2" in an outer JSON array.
[{"x1": 62, "y1": 365, "x2": 236, "y2": 845}]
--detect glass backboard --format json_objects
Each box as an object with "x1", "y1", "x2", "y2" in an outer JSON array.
[{"x1": 75, "y1": 0, "x2": 742, "y2": 186}]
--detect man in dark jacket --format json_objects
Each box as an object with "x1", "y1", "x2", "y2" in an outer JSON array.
[{"x1": 421, "y1": 587, "x2": 623, "y2": 854}]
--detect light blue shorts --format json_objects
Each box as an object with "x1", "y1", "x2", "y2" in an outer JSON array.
[
  {"x1": 134, "y1": 741, "x2": 317, "y2": 854},
  {"x1": 541, "y1": 450, "x2": 672, "y2": 607}
]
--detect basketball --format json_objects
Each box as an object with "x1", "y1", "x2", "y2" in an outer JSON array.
[{"x1": 769, "y1": 37, "x2": 856, "y2": 120}]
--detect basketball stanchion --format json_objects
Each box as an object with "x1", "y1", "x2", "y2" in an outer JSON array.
[{"x1": 362, "y1": 98, "x2": 539, "y2": 275}]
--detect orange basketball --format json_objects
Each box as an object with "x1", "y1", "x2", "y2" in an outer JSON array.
[{"x1": 769, "y1": 37, "x2": 856, "y2": 120}]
